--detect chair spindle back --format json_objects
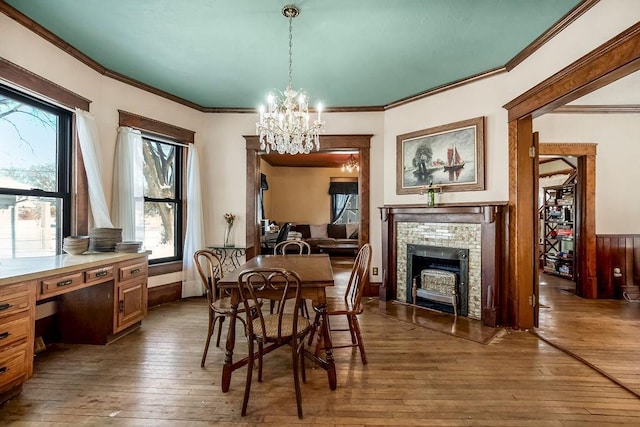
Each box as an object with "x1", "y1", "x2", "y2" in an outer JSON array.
[
  {"x1": 238, "y1": 268, "x2": 304, "y2": 343},
  {"x1": 193, "y1": 249, "x2": 223, "y2": 305},
  {"x1": 344, "y1": 243, "x2": 372, "y2": 310}
]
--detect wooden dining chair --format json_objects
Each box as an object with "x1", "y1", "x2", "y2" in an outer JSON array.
[
  {"x1": 237, "y1": 267, "x2": 312, "y2": 419},
  {"x1": 309, "y1": 243, "x2": 372, "y2": 364},
  {"x1": 193, "y1": 249, "x2": 259, "y2": 368},
  {"x1": 273, "y1": 240, "x2": 312, "y2": 317},
  {"x1": 273, "y1": 240, "x2": 311, "y2": 255}
]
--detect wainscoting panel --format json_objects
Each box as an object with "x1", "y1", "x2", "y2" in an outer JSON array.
[{"x1": 596, "y1": 235, "x2": 640, "y2": 299}]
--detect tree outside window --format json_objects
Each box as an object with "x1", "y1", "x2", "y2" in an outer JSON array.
[
  {"x1": 141, "y1": 136, "x2": 183, "y2": 262},
  {"x1": 0, "y1": 85, "x2": 71, "y2": 258}
]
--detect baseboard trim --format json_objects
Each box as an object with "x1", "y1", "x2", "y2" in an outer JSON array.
[
  {"x1": 148, "y1": 282, "x2": 182, "y2": 308},
  {"x1": 364, "y1": 281, "x2": 380, "y2": 298}
]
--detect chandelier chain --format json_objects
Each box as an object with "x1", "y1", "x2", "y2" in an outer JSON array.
[
  {"x1": 288, "y1": 15, "x2": 293, "y2": 88},
  {"x1": 256, "y1": 4, "x2": 325, "y2": 155}
]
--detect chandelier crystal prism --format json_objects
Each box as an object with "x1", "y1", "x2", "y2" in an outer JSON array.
[{"x1": 256, "y1": 4, "x2": 325, "y2": 155}]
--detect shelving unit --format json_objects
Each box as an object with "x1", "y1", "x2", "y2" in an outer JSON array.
[{"x1": 542, "y1": 183, "x2": 576, "y2": 280}]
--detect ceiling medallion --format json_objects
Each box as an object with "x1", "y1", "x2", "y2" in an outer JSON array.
[{"x1": 256, "y1": 4, "x2": 325, "y2": 155}]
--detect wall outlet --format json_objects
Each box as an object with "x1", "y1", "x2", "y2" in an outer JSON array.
[{"x1": 372, "y1": 267, "x2": 379, "y2": 276}]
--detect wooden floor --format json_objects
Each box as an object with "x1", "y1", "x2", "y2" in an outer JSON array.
[
  {"x1": 537, "y1": 273, "x2": 640, "y2": 397},
  {"x1": 2, "y1": 263, "x2": 640, "y2": 425}
]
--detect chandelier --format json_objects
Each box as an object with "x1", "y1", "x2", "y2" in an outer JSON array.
[
  {"x1": 256, "y1": 5, "x2": 325, "y2": 155},
  {"x1": 341, "y1": 154, "x2": 359, "y2": 172}
]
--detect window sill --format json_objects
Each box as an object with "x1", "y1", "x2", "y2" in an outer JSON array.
[{"x1": 149, "y1": 261, "x2": 182, "y2": 277}]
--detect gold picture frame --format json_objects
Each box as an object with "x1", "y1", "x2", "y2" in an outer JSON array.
[{"x1": 396, "y1": 116, "x2": 485, "y2": 194}]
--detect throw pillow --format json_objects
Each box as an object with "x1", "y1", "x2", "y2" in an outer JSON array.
[
  {"x1": 327, "y1": 223, "x2": 346, "y2": 239},
  {"x1": 292, "y1": 224, "x2": 311, "y2": 239},
  {"x1": 345, "y1": 223, "x2": 358, "y2": 239},
  {"x1": 309, "y1": 224, "x2": 328, "y2": 238}
]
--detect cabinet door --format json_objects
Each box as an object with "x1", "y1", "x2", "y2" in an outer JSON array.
[{"x1": 115, "y1": 278, "x2": 147, "y2": 333}]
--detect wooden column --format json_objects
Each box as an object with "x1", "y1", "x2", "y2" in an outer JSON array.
[{"x1": 508, "y1": 117, "x2": 536, "y2": 330}]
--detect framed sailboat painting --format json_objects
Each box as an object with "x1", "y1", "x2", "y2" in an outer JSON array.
[{"x1": 396, "y1": 116, "x2": 485, "y2": 195}]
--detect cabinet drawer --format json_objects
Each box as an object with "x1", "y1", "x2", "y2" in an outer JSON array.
[
  {"x1": 40, "y1": 272, "x2": 84, "y2": 297},
  {"x1": 85, "y1": 265, "x2": 114, "y2": 283},
  {"x1": 0, "y1": 282, "x2": 29, "y2": 299},
  {"x1": 0, "y1": 344, "x2": 27, "y2": 388},
  {"x1": 0, "y1": 293, "x2": 30, "y2": 319},
  {"x1": 0, "y1": 315, "x2": 29, "y2": 350},
  {"x1": 119, "y1": 262, "x2": 147, "y2": 281}
]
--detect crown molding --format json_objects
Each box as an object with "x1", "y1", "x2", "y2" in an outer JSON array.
[
  {"x1": 551, "y1": 104, "x2": 640, "y2": 114},
  {"x1": 505, "y1": 0, "x2": 600, "y2": 71},
  {"x1": 0, "y1": 0, "x2": 603, "y2": 113}
]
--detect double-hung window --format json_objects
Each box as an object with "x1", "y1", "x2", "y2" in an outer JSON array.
[
  {"x1": 0, "y1": 84, "x2": 72, "y2": 258},
  {"x1": 329, "y1": 178, "x2": 358, "y2": 224},
  {"x1": 118, "y1": 110, "x2": 193, "y2": 266},
  {"x1": 141, "y1": 134, "x2": 183, "y2": 264}
]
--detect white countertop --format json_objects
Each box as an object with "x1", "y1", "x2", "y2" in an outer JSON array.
[{"x1": 0, "y1": 252, "x2": 149, "y2": 286}]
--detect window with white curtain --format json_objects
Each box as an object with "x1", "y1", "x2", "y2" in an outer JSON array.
[
  {"x1": 118, "y1": 110, "x2": 195, "y2": 267},
  {"x1": 329, "y1": 179, "x2": 358, "y2": 224},
  {"x1": 0, "y1": 84, "x2": 72, "y2": 258},
  {"x1": 141, "y1": 135, "x2": 183, "y2": 263}
]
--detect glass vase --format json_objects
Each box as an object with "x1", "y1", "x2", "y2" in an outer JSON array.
[{"x1": 224, "y1": 222, "x2": 234, "y2": 247}]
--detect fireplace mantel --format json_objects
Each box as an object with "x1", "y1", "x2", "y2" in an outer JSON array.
[{"x1": 379, "y1": 202, "x2": 508, "y2": 327}]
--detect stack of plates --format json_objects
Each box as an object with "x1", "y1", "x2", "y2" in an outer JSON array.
[
  {"x1": 63, "y1": 236, "x2": 90, "y2": 255},
  {"x1": 115, "y1": 241, "x2": 142, "y2": 253},
  {"x1": 89, "y1": 227, "x2": 122, "y2": 252}
]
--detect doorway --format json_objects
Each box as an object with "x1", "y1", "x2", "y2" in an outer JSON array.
[
  {"x1": 244, "y1": 135, "x2": 372, "y2": 258},
  {"x1": 537, "y1": 144, "x2": 597, "y2": 302},
  {"x1": 505, "y1": 22, "x2": 640, "y2": 329}
]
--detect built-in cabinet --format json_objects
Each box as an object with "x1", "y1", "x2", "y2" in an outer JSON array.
[
  {"x1": 0, "y1": 253, "x2": 148, "y2": 403},
  {"x1": 542, "y1": 184, "x2": 576, "y2": 280},
  {"x1": 0, "y1": 281, "x2": 35, "y2": 402}
]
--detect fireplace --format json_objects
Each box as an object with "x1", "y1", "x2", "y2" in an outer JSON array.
[
  {"x1": 379, "y1": 203, "x2": 507, "y2": 327},
  {"x1": 406, "y1": 244, "x2": 469, "y2": 316}
]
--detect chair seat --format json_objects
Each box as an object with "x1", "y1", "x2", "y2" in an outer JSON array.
[
  {"x1": 213, "y1": 296, "x2": 259, "y2": 314},
  {"x1": 253, "y1": 314, "x2": 310, "y2": 340},
  {"x1": 324, "y1": 298, "x2": 362, "y2": 316},
  {"x1": 310, "y1": 244, "x2": 371, "y2": 367}
]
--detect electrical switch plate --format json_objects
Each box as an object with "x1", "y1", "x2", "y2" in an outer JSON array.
[{"x1": 372, "y1": 267, "x2": 379, "y2": 276}]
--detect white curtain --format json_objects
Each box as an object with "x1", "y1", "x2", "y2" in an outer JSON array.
[
  {"x1": 75, "y1": 109, "x2": 114, "y2": 228},
  {"x1": 182, "y1": 145, "x2": 206, "y2": 298},
  {"x1": 111, "y1": 127, "x2": 144, "y2": 241}
]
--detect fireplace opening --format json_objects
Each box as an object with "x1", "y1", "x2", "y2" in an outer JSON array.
[{"x1": 406, "y1": 244, "x2": 469, "y2": 316}]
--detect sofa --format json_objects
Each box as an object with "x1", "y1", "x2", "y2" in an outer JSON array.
[{"x1": 290, "y1": 223, "x2": 359, "y2": 255}]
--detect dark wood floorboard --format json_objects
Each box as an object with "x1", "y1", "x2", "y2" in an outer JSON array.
[{"x1": 2, "y1": 263, "x2": 640, "y2": 425}]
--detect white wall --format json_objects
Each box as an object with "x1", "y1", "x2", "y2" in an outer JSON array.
[
  {"x1": 196, "y1": 112, "x2": 383, "y2": 254},
  {"x1": 1, "y1": 0, "x2": 638, "y2": 284},
  {"x1": 383, "y1": 0, "x2": 640, "y2": 207},
  {"x1": 534, "y1": 113, "x2": 640, "y2": 234}
]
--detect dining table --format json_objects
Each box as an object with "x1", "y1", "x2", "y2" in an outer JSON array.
[{"x1": 216, "y1": 253, "x2": 337, "y2": 392}]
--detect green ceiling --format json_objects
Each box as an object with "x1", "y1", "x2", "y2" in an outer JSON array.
[{"x1": 5, "y1": 0, "x2": 583, "y2": 109}]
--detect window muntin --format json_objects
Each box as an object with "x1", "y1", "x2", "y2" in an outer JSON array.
[
  {"x1": 141, "y1": 135, "x2": 182, "y2": 263},
  {"x1": 332, "y1": 194, "x2": 359, "y2": 224},
  {"x1": 0, "y1": 85, "x2": 71, "y2": 258}
]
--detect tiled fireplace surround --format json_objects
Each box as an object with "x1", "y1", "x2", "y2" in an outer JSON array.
[
  {"x1": 397, "y1": 223, "x2": 481, "y2": 318},
  {"x1": 379, "y1": 203, "x2": 508, "y2": 327}
]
